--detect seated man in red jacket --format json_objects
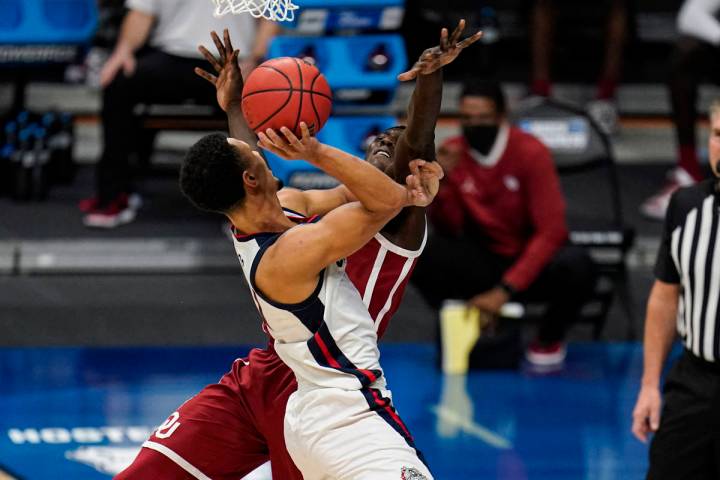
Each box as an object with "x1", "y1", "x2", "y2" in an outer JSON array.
[{"x1": 412, "y1": 80, "x2": 596, "y2": 367}]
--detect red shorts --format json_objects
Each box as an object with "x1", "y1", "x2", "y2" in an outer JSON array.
[{"x1": 115, "y1": 346, "x2": 302, "y2": 480}]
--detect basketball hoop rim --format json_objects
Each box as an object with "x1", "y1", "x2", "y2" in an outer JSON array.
[{"x1": 211, "y1": 0, "x2": 299, "y2": 22}]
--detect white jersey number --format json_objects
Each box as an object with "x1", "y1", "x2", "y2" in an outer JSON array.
[{"x1": 155, "y1": 412, "x2": 181, "y2": 439}]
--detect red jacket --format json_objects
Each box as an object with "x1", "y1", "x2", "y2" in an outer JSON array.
[{"x1": 430, "y1": 125, "x2": 568, "y2": 291}]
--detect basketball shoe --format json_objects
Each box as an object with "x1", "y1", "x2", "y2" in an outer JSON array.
[
  {"x1": 640, "y1": 167, "x2": 696, "y2": 220},
  {"x1": 525, "y1": 340, "x2": 566, "y2": 367},
  {"x1": 82, "y1": 193, "x2": 142, "y2": 228}
]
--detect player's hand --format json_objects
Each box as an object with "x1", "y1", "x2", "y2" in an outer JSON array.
[
  {"x1": 398, "y1": 19, "x2": 483, "y2": 81},
  {"x1": 409, "y1": 159, "x2": 444, "y2": 206},
  {"x1": 195, "y1": 29, "x2": 244, "y2": 112},
  {"x1": 405, "y1": 159, "x2": 442, "y2": 207},
  {"x1": 257, "y1": 122, "x2": 322, "y2": 162},
  {"x1": 632, "y1": 385, "x2": 662, "y2": 443},
  {"x1": 467, "y1": 287, "x2": 510, "y2": 315},
  {"x1": 99, "y1": 47, "x2": 136, "y2": 88}
]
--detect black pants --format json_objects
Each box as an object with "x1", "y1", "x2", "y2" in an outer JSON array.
[
  {"x1": 98, "y1": 48, "x2": 220, "y2": 204},
  {"x1": 647, "y1": 351, "x2": 720, "y2": 480},
  {"x1": 410, "y1": 232, "x2": 596, "y2": 344},
  {"x1": 669, "y1": 36, "x2": 720, "y2": 150}
]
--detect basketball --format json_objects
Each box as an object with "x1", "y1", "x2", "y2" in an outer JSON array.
[{"x1": 241, "y1": 57, "x2": 333, "y2": 137}]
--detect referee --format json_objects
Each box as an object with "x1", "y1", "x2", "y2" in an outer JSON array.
[{"x1": 632, "y1": 100, "x2": 720, "y2": 479}]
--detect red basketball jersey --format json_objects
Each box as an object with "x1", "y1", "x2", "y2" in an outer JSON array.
[{"x1": 346, "y1": 229, "x2": 426, "y2": 339}]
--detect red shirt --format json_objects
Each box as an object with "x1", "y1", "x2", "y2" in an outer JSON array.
[{"x1": 430, "y1": 125, "x2": 568, "y2": 291}]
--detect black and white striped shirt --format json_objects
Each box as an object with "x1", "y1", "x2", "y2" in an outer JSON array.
[{"x1": 656, "y1": 179, "x2": 720, "y2": 361}]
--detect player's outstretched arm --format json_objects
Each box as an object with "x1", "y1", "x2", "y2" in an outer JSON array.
[
  {"x1": 259, "y1": 123, "x2": 410, "y2": 214},
  {"x1": 195, "y1": 29, "x2": 259, "y2": 151},
  {"x1": 254, "y1": 163, "x2": 435, "y2": 304},
  {"x1": 391, "y1": 20, "x2": 482, "y2": 181}
]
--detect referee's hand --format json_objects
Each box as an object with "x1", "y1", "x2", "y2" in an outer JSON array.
[{"x1": 631, "y1": 386, "x2": 662, "y2": 443}]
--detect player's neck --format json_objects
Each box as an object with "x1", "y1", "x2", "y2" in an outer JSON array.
[{"x1": 227, "y1": 195, "x2": 295, "y2": 235}]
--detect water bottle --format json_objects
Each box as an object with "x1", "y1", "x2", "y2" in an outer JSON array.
[
  {"x1": 16, "y1": 111, "x2": 30, "y2": 129},
  {"x1": 31, "y1": 127, "x2": 51, "y2": 200},
  {"x1": 54, "y1": 112, "x2": 75, "y2": 184},
  {"x1": 0, "y1": 121, "x2": 17, "y2": 196},
  {"x1": 42, "y1": 111, "x2": 61, "y2": 185},
  {"x1": 11, "y1": 128, "x2": 33, "y2": 200}
]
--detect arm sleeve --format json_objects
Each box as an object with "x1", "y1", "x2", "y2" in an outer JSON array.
[
  {"x1": 502, "y1": 143, "x2": 568, "y2": 291},
  {"x1": 125, "y1": 0, "x2": 159, "y2": 15},
  {"x1": 654, "y1": 192, "x2": 682, "y2": 284},
  {"x1": 678, "y1": 0, "x2": 720, "y2": 46}
]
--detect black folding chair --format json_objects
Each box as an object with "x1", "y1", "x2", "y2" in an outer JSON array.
[{"x1": 509, "y1": 96, "x2": 636, "y2": 340}]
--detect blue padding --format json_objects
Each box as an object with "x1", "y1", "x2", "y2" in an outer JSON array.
[
  {"x1": 287, "y1": 0, "x2": 404, "y2": 32},
  {"x1": 296, "y1": 0, "x2": 402, "y2": 7},
  {"x1": 0, "y1": 0, "x2": 97, "y2": 44},
  {"x1": 265, "y1": 115, "x2": 398, "y2": 188},
  {"x1": 268, "y1": 34, "x2": 406, "y2": 96}
]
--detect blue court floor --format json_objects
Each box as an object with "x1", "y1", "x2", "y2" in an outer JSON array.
[{"x1": 0, "y1": 343, "x2": 654, "y2": 479}]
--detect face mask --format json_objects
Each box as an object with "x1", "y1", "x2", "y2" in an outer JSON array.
[{"x1": 463, "y1": 125, "x2": 499, "y2": 155}]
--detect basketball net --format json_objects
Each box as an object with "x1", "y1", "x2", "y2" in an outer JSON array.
[{"x1": 212, "y1": 0, "x2": 299, "y2": 22}]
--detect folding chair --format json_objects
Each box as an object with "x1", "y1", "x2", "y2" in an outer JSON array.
[{"x1": 510, "y1": 96, "x2": 636, "y2": 340}]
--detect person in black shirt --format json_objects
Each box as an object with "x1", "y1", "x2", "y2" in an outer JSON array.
[{"x1": 631, "y1": 100, "x2": 720, "y2": 479}]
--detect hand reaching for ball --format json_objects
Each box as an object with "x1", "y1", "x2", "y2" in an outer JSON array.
[
  {"x1": 195, "y1": 29, "x2": 244, "y2": 113},
  {"x1": 397, "y1": 19, "x2": 483, "y2": 82},
  {"x1": 257, "y1": 122, "x2": 323, "y2": 163}
]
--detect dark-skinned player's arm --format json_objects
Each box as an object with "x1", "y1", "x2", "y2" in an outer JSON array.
[
  {"x1": 253, "y1": 124, "x2": 438, "y2": 304},
  {"x1": 195, "y1": 29, "x2": 260, "y2": 150},
  {"x1": 390, "y1": 20, "x2": 482, "y2": 182},
  {"x1": 195, "y1": 29, "x2": 353, "y2": 217}
]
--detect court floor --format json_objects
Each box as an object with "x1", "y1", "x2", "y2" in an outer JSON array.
[{"x1": 0, "y1": 343, "x2": 653, "y2": 479}]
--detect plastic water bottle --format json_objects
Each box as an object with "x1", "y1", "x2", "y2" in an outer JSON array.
[
  {"x1": 11, "y1": 128, "x2": 33, "y2": 200},
  {"x1": 31, "y1": 126, "x2": 51, "y2": 200},
  {"x1": 53, "y1": 112, "x2": 75, "y2": 184},
  {"x1": 16, "y1": 111, "x2": 30, "y2": 129},
  {"x1": 0, "y1": 122, "x2": 18, "y2": 196}
]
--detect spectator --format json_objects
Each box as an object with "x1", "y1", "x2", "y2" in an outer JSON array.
[
  {"x1": 631, "y1": 99, "x2": 720, "y2": 479},
  {"x1": 530, "y1": 0, "x2": 628, "y2": 134},
  {"x1": 81, "y1": 0, "x2": 279, "y2": 228},
  {"x1": 641, "y1": 0, "x2": 718, "y2": 220},
  {"x1": 411, "y1": 80, "x2": 596, "y2": 367}
]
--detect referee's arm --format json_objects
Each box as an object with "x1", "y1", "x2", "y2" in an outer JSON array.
[
  {"x1": 632, "y1": 192, "x2": 682, "y2": 443},
  {"x1": 632, "y1": 280, "x2": 680, "y2": 443}
]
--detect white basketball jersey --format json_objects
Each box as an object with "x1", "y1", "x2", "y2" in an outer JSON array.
[{"x1": 232, "y1": 212, "x2": 386, "y2": 391}]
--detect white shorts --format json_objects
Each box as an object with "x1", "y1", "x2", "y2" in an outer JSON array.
[{"x1": 284, "y1": 387, "x2": 432, "y2": 480}]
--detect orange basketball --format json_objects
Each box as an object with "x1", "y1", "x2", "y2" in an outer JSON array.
[{"x1": 241, "y1": 57, "x2": 333, "y2": 137}]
